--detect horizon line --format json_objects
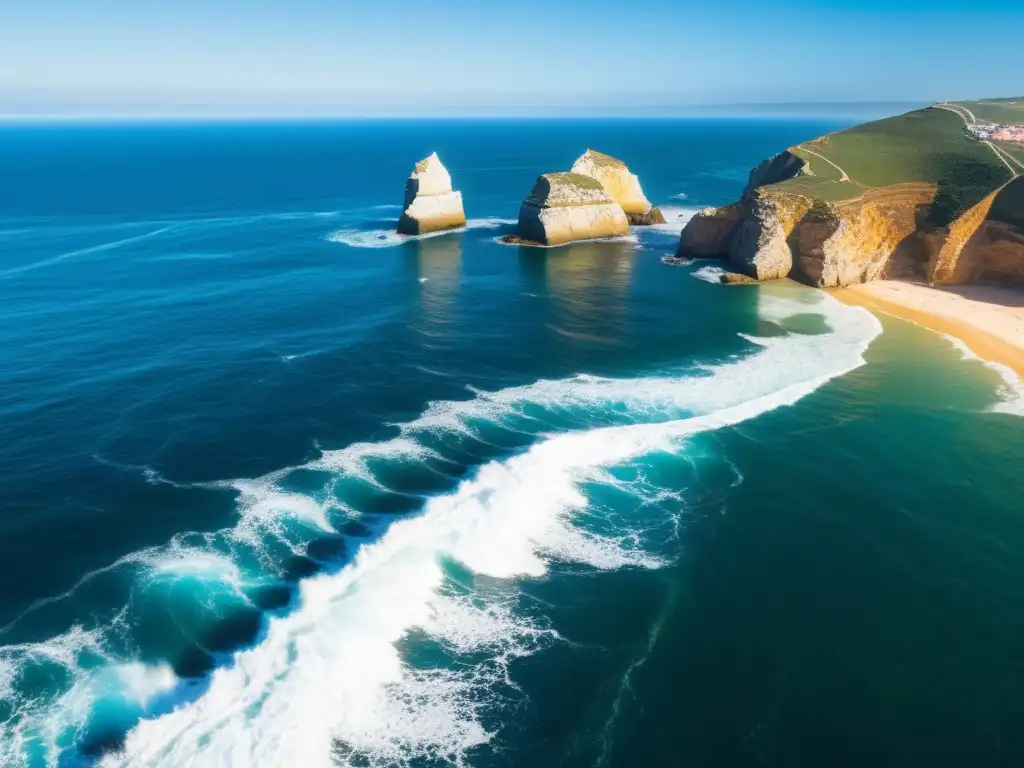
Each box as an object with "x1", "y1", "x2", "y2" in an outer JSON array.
[{"x1": 0, "y1": 101, "x2": 931, "y2": 123}]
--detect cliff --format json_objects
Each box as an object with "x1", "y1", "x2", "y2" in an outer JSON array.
[
  {"x1": 397, "y1": 152, "x2": 467, "y2": 236},
  {"x1": 515, "y1": 172, "x2": 630, "y2": 246},
  {"x1": 676, "y1": 103, "x2": 1024, "y2": 288},
  {"x1": 570, "y1": 149, "x2": 665, "y2": 225}
]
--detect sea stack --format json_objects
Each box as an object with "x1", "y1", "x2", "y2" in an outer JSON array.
[
  {"x1": 571, "y1": 149, "x2": 665, "y2": 225},
  {"x1": 397, "y1": 152, "x2": 467, "y2": 236},
  {"x1": 516, "y1": 172, "x2": 630, "y2": 246}
]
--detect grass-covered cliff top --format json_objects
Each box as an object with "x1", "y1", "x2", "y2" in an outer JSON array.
[
  {"x1": 578, "y1": 149, "x2": 625, "y2": 169},
  {"x1": 543, "y1": 172, "x2": 605, "y2": 191},
  {"x1": 950, "y1": 97, "x2": 1024, "y2": 126},
  {"x1": 526, "y1": 172, "x2": 613, "y2": 208},
  {"x1": 765, "y1": 102, "x2": 1021, "y2": 224}
]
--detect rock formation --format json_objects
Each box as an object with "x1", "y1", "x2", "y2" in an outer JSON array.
[
  {"x1": 570, "y1": 149, "x2": 665, "y2": 225},
  {"x1": 674, "y1": 204, "x2": 743, "y2": 257},
  {"x1": 742, "y1": 151, "x2": 809, "y2": 198},
  {"x1": 397, "y1": 153, "x2": 467, "y2": 236},
  {"x1": 515, "y1": 172, "x2": 630, "y2": 246},
  {"x1": 719, "y1": 271, "x2": 758, "y2": 284},
  {"x1": 674, "y1": 105, "x2": 1024, "y2": 287},
  {"x1": 728, "y1": 193, "x2": 800, "y2": 281}
]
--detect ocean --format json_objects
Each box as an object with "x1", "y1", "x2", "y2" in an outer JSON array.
[{"x1": 1, "y1": 118, "x2": 1023, "y2": 767}]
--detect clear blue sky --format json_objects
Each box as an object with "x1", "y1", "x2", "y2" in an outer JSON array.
[{"x1": 1, "y1": 0, "x2": 1021, "y2": 116}]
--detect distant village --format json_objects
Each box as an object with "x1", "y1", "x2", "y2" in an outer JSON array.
[{"x1": 967, "y1": 122, "x2": 1024, "y2": 143}]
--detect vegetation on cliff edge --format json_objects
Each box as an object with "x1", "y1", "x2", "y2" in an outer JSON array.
[{"x1": 768, "y1": 107, "x2": 1016, "y2": 225}]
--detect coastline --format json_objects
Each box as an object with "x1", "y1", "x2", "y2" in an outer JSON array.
[{"x1": 830, "y1": 280, "x2": 1024, "y2": 378}]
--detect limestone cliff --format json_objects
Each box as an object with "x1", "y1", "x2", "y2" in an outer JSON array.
[
  {"x1": 397, "y1": 153, "x2": 467, "y2": 236},
  {"x1": 675, "y1": 105, "x2": 1024, "y2": 288},
  {"x1": 516, "y1": 172, "x2": 630, "y2": 247},
  {"x1": 929, "y1": 178, "x2": 1024, "y2": 286},
  {"x1": 742, "y1": 151, "x2": 809, "y2": 198},
  {"x1": 674, "y1": 204, "x2": 742, "y2": 257},
  {"x1": 570, "y1": 149, "x2": 665, "y2": 225}
]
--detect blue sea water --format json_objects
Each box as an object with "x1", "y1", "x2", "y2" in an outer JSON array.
[{"x1": 1, "y1": 118, "x2": 1023, "y2": 767}]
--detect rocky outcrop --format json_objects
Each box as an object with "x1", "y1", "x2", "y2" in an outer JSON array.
[
  {"x1": 930, "y1": 178, "x2": 1024, "y2": 286},
  {"x1": 742, "y1": 151, "x2": 810, "y2": 198},
  {"x1": 674, "y1": 178, "x2": 1024, "y2": 288},
  {"x1": 675, "y1": 204, "x2": 743, "y2": 257},
  {"x1": 675, "y1": 105, "x2": 1024, "y2": 289},
  {"x1": 719, "y1": 271, "x2": 758, "y2": 284},
  {"x1": 397, "y1": 153, "x2": 467, "y2": 236},
  {"x1": 729, "y1": 192, "x2": 811, "y2": 280},
  {"x1": 516, "y1": 172, "x2": 630, "y2": 246},
  {"x1": 570, "y1": 149, "x2": 664, "y2": 225},
  {"x1": 676, "y1": 151, "x2": 809, "y2": 262},
  {"x1": 790, "y1": 185, "x2": 937, "y2": 287}
]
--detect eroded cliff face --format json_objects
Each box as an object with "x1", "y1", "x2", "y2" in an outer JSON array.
[
  {"x1": 397, "y1": 153, "x2": 467, "y2": 236},
  {"x1": 930, "y1": 179, "x2": 1024, "y2": 286},
  {"x1": 729, "y1": 192, "x2": 813, "y2": 280},
  {"x1": 677, "y1": 165, "x2": 1024, "y2": 288},
  {"x1": 675, "y1": 204, "x2": 742, "y2": 257},
  {"x1": 742, "y1": 151, "x2": 809, "y2": 198},
  {"x1": 570, "y1": 149, "x2": 664, "y2": 225},
  {"x1": 516, "y1": 172, "x2": 630, "y2": 247},
  {"x1": 791, "y1": 185, "x2": 937, "y2": 287}
]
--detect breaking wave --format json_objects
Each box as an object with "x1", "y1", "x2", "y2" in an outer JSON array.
[
  {"x1": 0, "y1": 291, "x2": 881, "y2": 767},
  {"x1": 943, "y1": 334, "x2": 1024, "y2": 415},
  {"x1": 691, "y1": 265, "x2": 726, "y2": 283},
  {"x1": 643, "y1": 205, "x2": 701, "y2": 236}
]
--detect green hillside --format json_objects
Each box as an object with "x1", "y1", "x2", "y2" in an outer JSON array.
[
  {"x1": 951, "y1": 97, "x2": 1024, "y2": 125},
  {"x1": 766, "y1": 105, "x2": 1016, "y2": 224}
]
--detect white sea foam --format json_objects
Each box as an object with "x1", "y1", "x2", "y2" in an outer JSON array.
[
  {"x1": 327, "y1": 218, "x2": 516, "y2": 249},
  {"x1": 111, "y1": 662, "x2": 178, "y2": 709},
  {"x1": 100, "y1": 292, "x2": 880, "y2": 768},
  {"x1": 1, "y1": 289, "x2": 880, "y2": 767},
  {"x1": 691, "y1": 265, "x2": 726, "y2": 283},
  {"x1": 942, "y1": 333, "x2": 1024, "y2": 415},
  {"x1": 643, "y1": 205, "x2": 701, "y2": 235},
  {"x1": 0, "y1": 625, "x2": 114, "y2": 766}
]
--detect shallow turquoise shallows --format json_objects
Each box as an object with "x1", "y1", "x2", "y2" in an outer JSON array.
[{"x1": 1, "y1": 119, "x2": 1023, "y2": 767}]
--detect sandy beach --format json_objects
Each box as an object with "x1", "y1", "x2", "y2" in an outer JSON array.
[{"x1": 832, "y1": 281, "x2": 1024, "y2": 378}]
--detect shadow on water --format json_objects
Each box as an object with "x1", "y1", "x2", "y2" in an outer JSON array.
[
  {"x1": 516, "y1": 241, "x2": 637, "y2": 348},
  {"x1": 403, "y1": 232, "x2": 463, "y2": 333}
]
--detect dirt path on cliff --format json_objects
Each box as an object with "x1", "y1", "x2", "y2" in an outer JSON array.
[
  {"x1": 938, "y1": 102, "x2": 978, "y2": 124},
  {"x1": 936, "y1": 103, "x2": 1019, "y2": 178},
  {"x1": 990, "y1": 142, "x2": 1024, "y2": 174},
  {"x1": 796, "y1": 146, "x2": 850, "y2": 181}
]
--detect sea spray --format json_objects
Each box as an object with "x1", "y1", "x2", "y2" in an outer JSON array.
[
  {"x1": 94, "y1": 292, "x2": 880, "y2": 767},
  {"x1": 0, "y1": 291, "x2": 880, "y2": 767}
]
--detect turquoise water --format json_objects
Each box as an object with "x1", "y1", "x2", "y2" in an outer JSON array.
[{"x1": 1, "y1": 119, "x2": 1023, "y2": 767}]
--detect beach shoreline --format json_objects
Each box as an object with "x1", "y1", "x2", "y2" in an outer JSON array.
[{"x1": 830, "y1": 281, "x2": 1024, "y2": 378}]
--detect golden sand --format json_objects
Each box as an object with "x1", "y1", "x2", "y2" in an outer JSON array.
[{"x1": 830, "y1": 281, "x2": 1024, "y2": 377}]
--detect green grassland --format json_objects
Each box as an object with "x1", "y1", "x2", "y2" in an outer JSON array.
[
  {"x1": 995, "y1": 141, "x2": 1024, "y2": 168},
  {"x1": 789, "y1": 147, "x2": 845, "y2": 182},
  {"x1": 953, "y1": 98, "x2": 1024, "y2": 126},
  {"x1": 768, "y1": 107, "x2": 1014, "y2": 224},
  {"x1": 546, "y1": 172, "x2": 605, "y2": 190}
]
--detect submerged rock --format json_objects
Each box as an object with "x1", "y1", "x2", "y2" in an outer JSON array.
[
  {"x1": 570, "y1": 149, "x2": 664, "y2": 225},
  {"x1": 661, "y1": 255, "x2": 693, "y2": 266},
  {"x1": 397, "y1": 152, "x2": 467, "y2": 236},
  {"x1": 516, "y1": 172, "x2": 630, "y2": 246},
  {"x1": 719, "y1": 271, "x2": 758, "y2": 284}
]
